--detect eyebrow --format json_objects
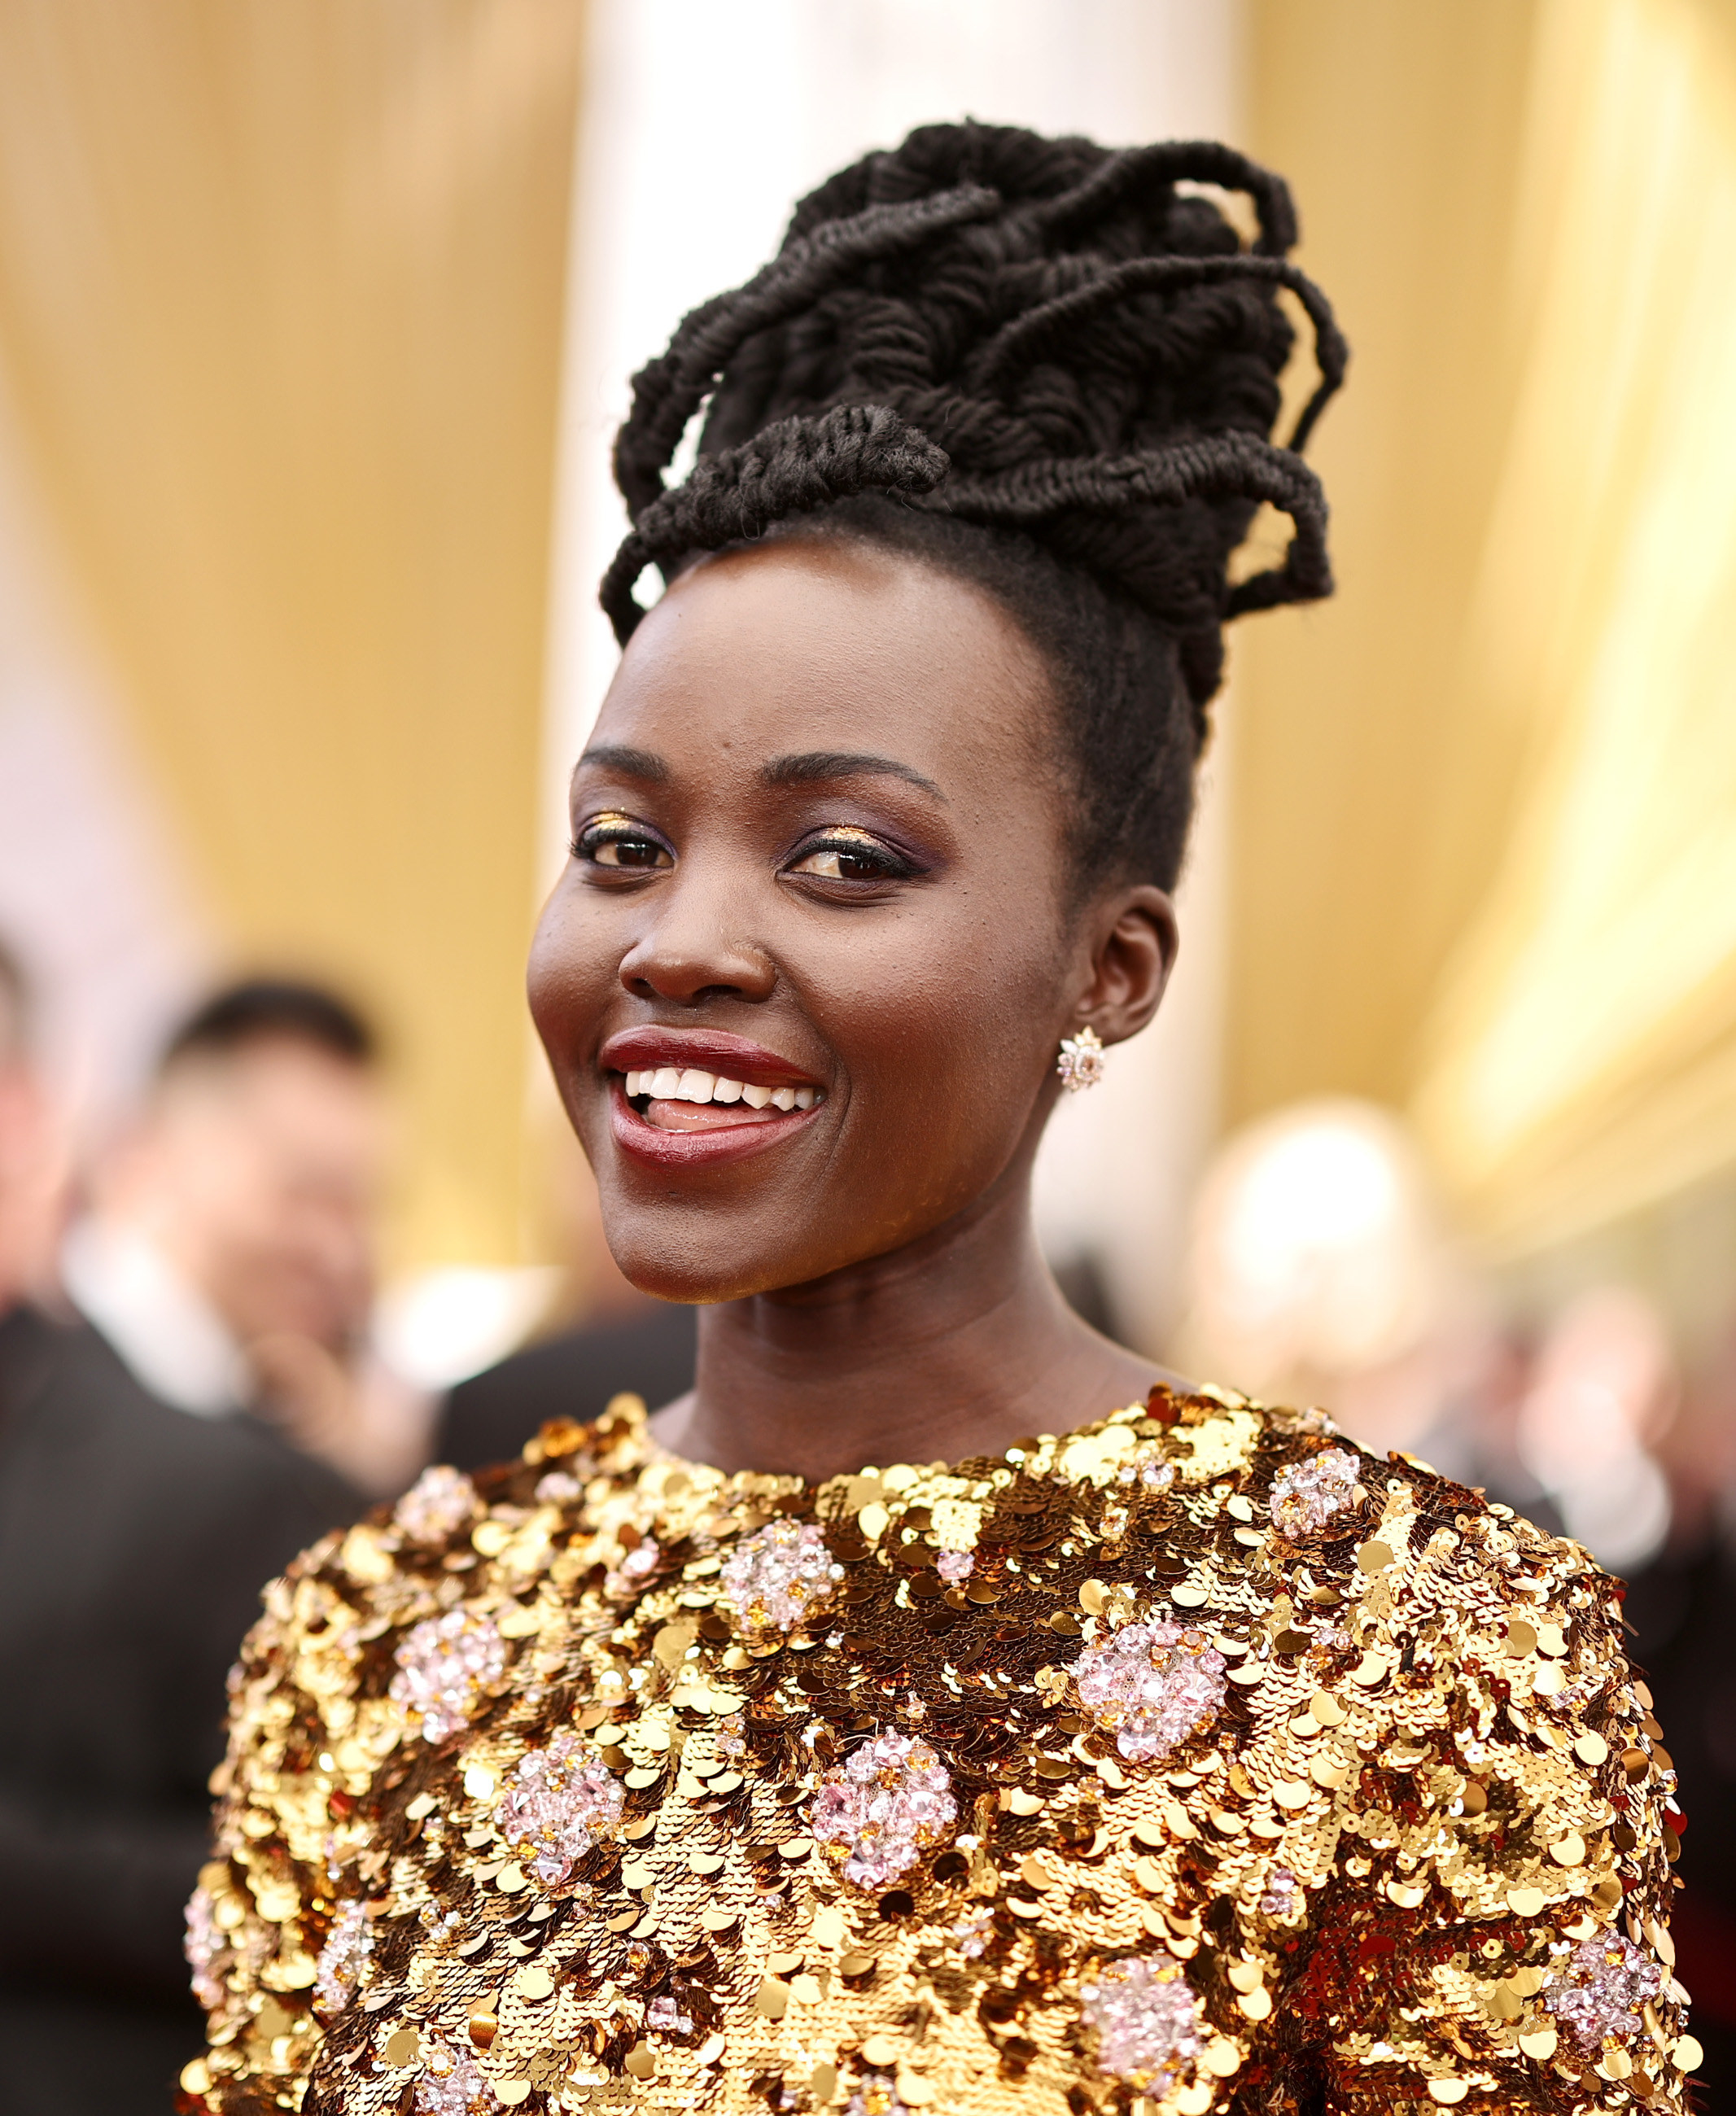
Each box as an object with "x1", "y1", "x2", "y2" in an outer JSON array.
[
  {"x1": 574, "y1": 744, "x2": 670, "y2": 783},
  {"x1": 759, "y1": 750, "x2": 947, "y2": 802}
]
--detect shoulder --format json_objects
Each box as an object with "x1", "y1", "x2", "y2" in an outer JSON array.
[
  {"x1": 1134, "y1": 1378, "x2": 1607, "y2": 1603},
  {"x1": 65, "y1": 1315, "x2": 359, "y2": 1526},
  {"x1": 1100, "y1": 1384, "x2": 1650, "y2": 1799},
  {"x1": 219, "y1": 1392, "x2": 656, "y2": 1765},
  {"x1": 190, "y1": 1399, "x2": 657, "y2": 2099},
  {"x1": 1119, "y1": 1386, "x2": 1691, "y2": 2096},
  {"x1": 2, "y1": 1308, "x2": 265, "y2": 1489}
]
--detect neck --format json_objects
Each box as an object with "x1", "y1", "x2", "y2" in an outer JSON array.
[{"x1": 649, "y1": 1159, "x2": 1163, "y2": 1483}]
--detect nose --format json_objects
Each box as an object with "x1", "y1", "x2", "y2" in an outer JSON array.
[{"x1": 616, "y1": 864, "x2": 775, "y2": 1008}]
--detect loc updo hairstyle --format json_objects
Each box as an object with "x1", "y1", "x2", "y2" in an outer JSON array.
[{"x1": 602, "y1": 123, "x2": 1345, "y2": 900}]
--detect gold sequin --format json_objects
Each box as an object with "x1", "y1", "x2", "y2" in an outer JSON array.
[{"x1": 184, "y1": 1387, "x2": 1691, "y2": 2116}]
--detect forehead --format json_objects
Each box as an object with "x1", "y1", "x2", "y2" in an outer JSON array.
[
  {"x1": 592, "y1": 539, "x2": 1054, "y2": 778},
  {"x1": 158, "y1": 1039, "x2": 379, "y2": 1136}
]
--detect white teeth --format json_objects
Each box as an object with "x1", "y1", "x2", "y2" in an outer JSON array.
[{"x1": 627, "y1": 1065, "x2": 823, "y2": 1111}]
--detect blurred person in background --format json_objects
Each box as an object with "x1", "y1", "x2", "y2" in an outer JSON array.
[
  {"x1": 1620, "y1": 1318, "x2": 1736, "y2": 2079},
  {"x1": 1177, "y1": 1098, "x2": 1507, "y2": 1462},
  {"x1": 1178, "y1": 1100, "x2": 1680, "y2": 1570},
  {"x1": 0, "y1": 978, "x2": 365, "y2": 2116},
  {"x1": 65, "y1": 977, "x2": 431, "y2": 1496},
  {"x1": 1513, "y1": 1288, "x2": 1677, "y2": 1575}
]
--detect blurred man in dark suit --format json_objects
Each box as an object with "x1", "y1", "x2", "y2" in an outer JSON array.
[
  {"x1": 65, "y1": 977, "x2": 427, "y2": 1496},
  {"x1": 0, "y1": 972, "x2": 362, "y2": 2116}
]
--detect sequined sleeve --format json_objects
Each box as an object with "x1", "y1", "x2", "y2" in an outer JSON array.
[
  {"x1": 180, "y1": 1525, "x2": 364, "y2": 2112},
  {"x1": 1264, "y1": 1495, "x2": 1696, "y2": 2110}
]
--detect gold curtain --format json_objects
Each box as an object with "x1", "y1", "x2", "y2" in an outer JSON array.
[
  {"x1": 1238, "y1": 0, "x2": 1736, "y2": 1263},
  {"x1": 1232, "y1": 0, "x2": 1543, "y2": 1126},
  {"x1": 1410, "y1": 0, "x2": 1736, "y2": 1257},
  {"x1": 0, "y1": 0, "x2": 584, "y2": 1266}
]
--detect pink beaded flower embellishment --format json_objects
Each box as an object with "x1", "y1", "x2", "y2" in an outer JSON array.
[
  {"x1": 720, "y1": 1518, "x2": 843, "y2": 1639},
  {"x1": 313, "y1": 1900, "x2": 373, "y2": 2013},
  {"x1": 394, "y1": 1463, "x2": 479, "y2": 1546},
  {"x1": 1081, "y1": 1954, "x2": 1202, "y2": 2092},
  {"x1": 605, "y1": 1535, "x2": 662, "y2": 1600},
  {"x1": 1269, "y1": 1447, "x2": 1362, "y2": 1541},
  {"x1": 1544, "y1": 1934, "x2": 1663, "y2": 2056},
  {"x1": 812, "y1": 1731, "x2": 958, "y2": 1889},
  {"x1": 496, "y1": 1732, "x2": 624, "y2": 1886},
  {"x1": 1074, "y1": 1620, "x2": 1226, "y2": 1763},
  {"x1": 183, "y1": 1886, "x2": 230, "y2": 2012},
  {"x1": 416, "y1": 2039, "x2": 497, "y2": 2115},
  {"x1": 1056, "y1": 1024, "x2": 1107, "y2": 1092},
  {"x1": 389, "y1": 1606, "x2": 508, "y2": 1742}
]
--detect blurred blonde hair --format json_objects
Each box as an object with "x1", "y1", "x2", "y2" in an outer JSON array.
[{"x1": 1176, "y1": 1098, "x2": 1480, "y2": 1451}]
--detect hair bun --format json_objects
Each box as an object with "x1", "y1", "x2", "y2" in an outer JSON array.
[
  {"x1": 606, "y1": 120, "x2": 1345, "y2": 709},
  {"x1": 602, "y1": 404, "x2": 948, "y2": 642}
]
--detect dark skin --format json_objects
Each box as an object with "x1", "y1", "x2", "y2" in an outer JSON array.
[{"x1": 528, "y1": 536, "x2": 1183, "y2": 1484}]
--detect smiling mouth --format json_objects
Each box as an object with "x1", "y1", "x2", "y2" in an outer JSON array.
[
  {"x1": 623, "y1": 1066, "x2": 822, "y2": 1130},
  {"x1": 601, "y1": 1030, "x2": 828, "y2": 1166}
]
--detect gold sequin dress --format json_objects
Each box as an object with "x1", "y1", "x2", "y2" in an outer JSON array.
[{"x1": 181, "y1": 1388, "x2": 1698, "y2": 2116}]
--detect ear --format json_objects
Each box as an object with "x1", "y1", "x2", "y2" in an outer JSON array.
[{"x1": 1068, "y1": 884, "x2": 1178, "y2": 1047}]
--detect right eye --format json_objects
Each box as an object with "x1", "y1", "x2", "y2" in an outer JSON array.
[{"x1": 573, "y1": 814, "x2": 673, "y2": 871}]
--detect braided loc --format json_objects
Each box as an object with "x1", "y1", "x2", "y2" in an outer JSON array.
[{"x1": 601, "y1": 122, "x2": 1345, "y2": 894}]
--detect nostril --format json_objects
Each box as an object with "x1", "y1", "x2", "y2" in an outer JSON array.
[
  {"x1": 617, "y1": 933, "x2": 776, "y2": 1004},
  {"x1": 623, "y1": 976, "x2": 747, "y2": 1004}
]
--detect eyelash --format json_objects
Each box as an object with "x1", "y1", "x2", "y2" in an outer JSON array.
[
  {"x1": 570, "y1": 815, "x2": 920, "y2": 885},
  {"x1": 571, "y1": 815, "x2": 673, "y2": 870},
  {"x1": 789, "y1": 830, "x2": 919, "y2": 883}
]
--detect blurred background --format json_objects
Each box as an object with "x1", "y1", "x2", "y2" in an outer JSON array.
[{"x1": 2, "y1": 0, "x2": 1736, "y2": 2102}]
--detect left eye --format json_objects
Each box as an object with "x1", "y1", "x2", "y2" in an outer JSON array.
[
  {"x1": 788, "y1": 837, "x2": 907, "y2": 881},
  {"x1": 589, "y1": 837, "x2": 671, "y2": 869}
]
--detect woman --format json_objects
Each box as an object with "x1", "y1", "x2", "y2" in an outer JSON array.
[{"x1": 183, "y1": 125, "x2": 1690, "y2": 2116}]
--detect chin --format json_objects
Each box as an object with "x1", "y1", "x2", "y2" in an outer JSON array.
[
  {"x1": 597, "y1": 1167, "x2": 899, "y2": 1305},
  {"x1": 604, "y1": 1233, "x2": 792, "y2": 1307}
]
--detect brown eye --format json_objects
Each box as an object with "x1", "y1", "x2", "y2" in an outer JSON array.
[
  {"x1": 575, "y1": 815, "x2": 672, "y2": 871},
  {"x1": 591, "y1": 837, "x2": 671, "y2": 870},
  {"x1": 791, "y1": 846, "x2": 885, "y2": 880},
  {"x1": 788, "y1": 831, "x2": 911, "y2": 882}
]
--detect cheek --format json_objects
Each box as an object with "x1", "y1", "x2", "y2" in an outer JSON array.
[
  {"x1": 526, "y1": 884, "x2": 606, "y2": 1063},
  {"x1": 820, "y1": 894, "x2": 1062, "y2": 1165}
]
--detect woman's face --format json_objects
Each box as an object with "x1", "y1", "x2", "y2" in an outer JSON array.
[{"x1": 529, "y1": 537, "x2": 1163, "y2": 1303}]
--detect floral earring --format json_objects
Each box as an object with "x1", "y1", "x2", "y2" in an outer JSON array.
[{"x1": 1056, "y1": 1025, "x2": 1107, "y2": 1092}]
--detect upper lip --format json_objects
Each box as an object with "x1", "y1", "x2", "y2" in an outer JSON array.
[{"x1": 599, "y1": 1025, "x2": 824, "y2": 1089}]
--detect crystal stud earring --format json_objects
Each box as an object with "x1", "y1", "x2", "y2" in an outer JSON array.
[{"x1": 1056, "y1": 1025, "x2": 1106, "y2": 1092}]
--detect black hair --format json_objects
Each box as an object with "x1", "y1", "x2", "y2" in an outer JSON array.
[
  {"x1": 601, "y1": 122, "x2": 1344, "y2": 894},
  {"x1": 160, "y1": 977, "x2": 377, "y2": 1073}
]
